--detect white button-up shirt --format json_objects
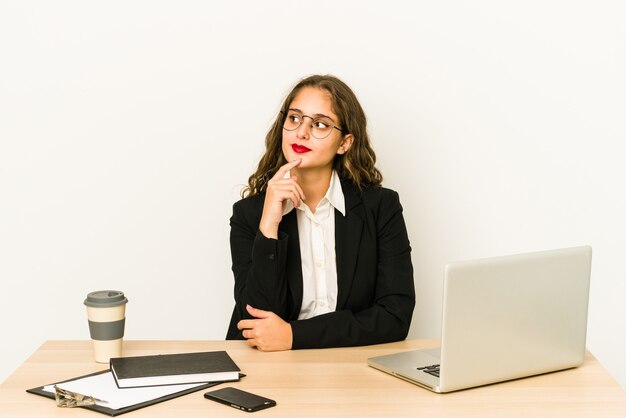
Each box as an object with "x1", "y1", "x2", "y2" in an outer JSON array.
[{"x1": 282, "y1": 170, "x2": 345, "y2": 320}]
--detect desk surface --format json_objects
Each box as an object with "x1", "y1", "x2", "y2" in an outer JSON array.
[{"x1": 1, "y1": 340, "x2": 625, "y2": 417}]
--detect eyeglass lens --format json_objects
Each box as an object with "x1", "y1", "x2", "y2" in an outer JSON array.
[{"x1": 283, "y1": 111, "x2": 336, "y2": 139}]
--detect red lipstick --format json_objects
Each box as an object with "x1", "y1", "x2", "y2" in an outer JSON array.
[{"x1": 292, "y1": 144, "x2": 311, "y2": 153}]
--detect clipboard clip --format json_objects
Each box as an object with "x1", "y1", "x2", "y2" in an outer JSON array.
[{"x1": 54, "y1": 385, "x2": 107, "y2": 407}]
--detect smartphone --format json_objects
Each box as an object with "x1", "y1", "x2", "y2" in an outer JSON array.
[{"x1": 204, "y1": 387, "x2": 276, "y2": 412}]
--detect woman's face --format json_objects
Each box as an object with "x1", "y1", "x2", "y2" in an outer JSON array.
[{"x1": 281, "y1": 87, "x2": 352, "y2": 172}]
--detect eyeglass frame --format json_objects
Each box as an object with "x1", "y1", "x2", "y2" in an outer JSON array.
[{"x1": 280, "y1": 110, "x2": 344, "y2": 139}]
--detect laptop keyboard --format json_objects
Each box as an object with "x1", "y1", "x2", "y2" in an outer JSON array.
[{"x1": 417, "y1": 364, "x2": 440, "y2": 378}]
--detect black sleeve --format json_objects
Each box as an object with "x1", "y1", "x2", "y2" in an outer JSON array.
[{"x1": 229, "y1": 198, "x2": 291, "y2": 324}]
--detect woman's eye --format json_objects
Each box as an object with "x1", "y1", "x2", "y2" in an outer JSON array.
[
  {"x1": 290, "y1": 115, "x2": 301, "y2": 123},
  {"x1": 314, "y1": 120, "x2": 330, "y2": 129}
]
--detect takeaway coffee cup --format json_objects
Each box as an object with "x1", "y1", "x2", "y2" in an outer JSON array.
[{"x1": 84, "y1": 290, "x2": 128, "y2": 363}]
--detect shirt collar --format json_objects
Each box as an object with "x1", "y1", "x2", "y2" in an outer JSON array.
[{"x1": 281, "y1": 170, "x2": 346, "y2": 216}]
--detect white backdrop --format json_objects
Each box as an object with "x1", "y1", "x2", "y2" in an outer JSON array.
[{"x1": 1, "y1": 1, "x2": 625, "y2": 389}]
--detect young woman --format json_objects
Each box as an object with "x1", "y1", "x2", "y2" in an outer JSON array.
[{"x1": 227, "y1": 75, "x2": 415, "y2": 351}]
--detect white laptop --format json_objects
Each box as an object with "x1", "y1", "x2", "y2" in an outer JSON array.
[{"x1": 368, "y1": 246, "x2": 592, "y2": 393}]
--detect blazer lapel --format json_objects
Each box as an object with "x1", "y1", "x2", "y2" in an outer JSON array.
[
  {"x1": 335, "y1": 180, "x2": 364, "y2": 310},
  {"x1": 279, "y1": 210, "x2": 303, "y2": 318}
]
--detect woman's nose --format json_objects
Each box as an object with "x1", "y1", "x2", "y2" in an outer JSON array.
[{"x1": 296, "y1": 120, "x2": 311, "y2": 139}]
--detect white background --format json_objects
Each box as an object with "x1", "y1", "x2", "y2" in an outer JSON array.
[{"x1": 1, "y1": 1, "x2": 624, "y2": 389}]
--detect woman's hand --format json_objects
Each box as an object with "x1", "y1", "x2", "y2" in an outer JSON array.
[
  {"x1": 258, "y1": 159, "x2": 305, "y2": 239},
  {"x1": 237, "y1": 305, "x2": 293, "y2": 351}
]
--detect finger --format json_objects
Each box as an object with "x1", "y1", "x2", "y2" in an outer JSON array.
[
  {"x1": 246, "y1": 338, "x2": 257, "y2": 348},
  {"x1": 270, "y1": 180, "x2": 305, "y2": 199},
  {"x1": 268, "y1": 188, "x2": 301, "y2": 209},
  {"x1": 292, "y1": 179, "x2": 306, "y2": 201},
  {"x1": 272, "y1": 186, "x2": 305, "y2": 208},
  {"x1": 286, "y1": 191, "x2": 302, "y2": 209},
  {"x1": 237, "y1": 319, "x2": 256, "y2": 330},
  {"x1": 242, "y1": 329, "x2": 254, "y2": 339},
  {"x1": 272, "y1": 158, "x2": 302, "y2": 180},
  {"x1": 246, "y1": 304, "x2": 273, "y2": 319},
  {"x1": 280, "y1": 176, "x2": 306, "y2": 202}
]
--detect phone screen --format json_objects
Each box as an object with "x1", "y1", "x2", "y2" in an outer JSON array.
[{"x1": 204, "y1": 387, "x2": 276, "y2": 412}]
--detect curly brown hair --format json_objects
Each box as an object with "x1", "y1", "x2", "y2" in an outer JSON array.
[{"x1": 242, "y1": 74, "x2": 383, "y2": 197}]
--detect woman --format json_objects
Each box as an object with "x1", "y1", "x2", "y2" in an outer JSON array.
[{"x1": 227, "y1": 75, "x2": 415, "y2": 351}]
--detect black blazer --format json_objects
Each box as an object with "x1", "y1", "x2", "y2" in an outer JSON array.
[{"x1": 226, "y1": 179, "x2": 415, "y2": 349}]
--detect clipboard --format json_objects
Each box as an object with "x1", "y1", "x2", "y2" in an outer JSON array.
[{"x1": 26, "y1": 370, "x2": 243, "y2": 416}]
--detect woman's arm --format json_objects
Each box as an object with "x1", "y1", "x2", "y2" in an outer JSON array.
[
  {"x1": 229, "y1": 200, "x2": 291, "y2": 319},
  {"x1": 229, "y1": 159, "x2": 304, "y2": 321}
]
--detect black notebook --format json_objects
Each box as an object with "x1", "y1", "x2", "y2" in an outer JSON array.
[{"x1": 110, "y1": 351, "x2": 241, "y2": 388}]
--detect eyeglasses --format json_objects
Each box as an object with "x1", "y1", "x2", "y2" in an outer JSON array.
[{"x1": 282, "y1": 110, "x2": 343, "y2": 139}]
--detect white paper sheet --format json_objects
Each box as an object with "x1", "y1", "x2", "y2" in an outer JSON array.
[{"x1": 43, "y1": 371, "x2": 207, "y2": 410}]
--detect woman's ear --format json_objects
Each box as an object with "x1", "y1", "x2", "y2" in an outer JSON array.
[{"x1": 336, "y1": 134, "x2": 354, "y2": 155}]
